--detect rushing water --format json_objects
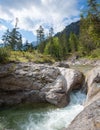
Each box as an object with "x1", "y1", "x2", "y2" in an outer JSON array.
[{"x1": 0, "y1": 91, "x2": 86, "y2": 130}]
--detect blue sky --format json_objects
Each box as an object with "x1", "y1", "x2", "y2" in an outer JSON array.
[{"x1": 0, "y1": 0, "x2": 87, "y2": 43}]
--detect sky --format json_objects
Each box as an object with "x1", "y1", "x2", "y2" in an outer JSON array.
[{"x1": 0, "y1": 0, "x2": 87, "y2": 43}]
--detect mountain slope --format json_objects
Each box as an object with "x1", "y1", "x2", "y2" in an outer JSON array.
[{"x1": 55, "y1": 21, "x2": 80, "y2": 37}]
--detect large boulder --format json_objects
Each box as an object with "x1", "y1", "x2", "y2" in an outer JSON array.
[
  {"x1": 40, "y1": 75, "x2": 69, "y2": 107},
  {"x1": 0, "y1": 63, "x2": 62, "y2": 106},
  {"x1": 0, "y1": 63, "x2": 84, "y2": 107},
  {"x1": 39, "y1": 68, "x2": 84, "y2": 107},
  {"x1": 59, "y1": 68, "x2": 84, "y2": 92},
  {"x1": 85, "y1": 66, "x2": 100, "y2": 106},
  {"x1": 0, "y1": 63, "x2": 60, "y2": 91}
]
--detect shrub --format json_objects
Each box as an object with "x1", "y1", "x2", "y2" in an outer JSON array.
[
  {"x1": 0, "y1": 47, "x2": 10, "y2": 63},
  {"x1": 90, "y1": 48, "x2": 100, "y2": 58}
]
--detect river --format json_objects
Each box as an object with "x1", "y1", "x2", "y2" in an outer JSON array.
[
  {"x1": 0, "y1": 91, "x2": 86, "y2": 130},
  {"x1": 0, "y1": 65, "x2": 94, "y2": 130}
]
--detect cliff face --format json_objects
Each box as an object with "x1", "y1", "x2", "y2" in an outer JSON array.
[{"x1": 65, "y1": 66, "x2": 100, "y2": 130}]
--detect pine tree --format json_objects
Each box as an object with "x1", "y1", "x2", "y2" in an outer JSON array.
[
  {"x1": 36, "y1": 25, "x2": 45, "y2": 44},
  {"x1": 58, "y1": 32, "x2": 69, "y2": 59},
  {"x1": 69, "y1": 32, "x2": 78, "y2": 53},
  {"x1": 79, "y1": 0, "x2": 100, "y2": 55},
  {"x1": 2, "y1": 29, "x2": 10, "y2": 47},
  {"x1": 9, "y1": 28, "x2": 22, "y2": 50},
  {"x1": 87, "y1": 0, "x2": 100, "y2": 47},
  {"x1": 49, "y1": 27, "x2": 54, "y2": 38},
  {"x1": 2, "y1": 28, "x2": 22, "y2": 50},
  {"x1": 24, "y1": 40, "x2": 34, "y2": 51},
  {"x1": 2, "y1": 18, "x2": 22, "y2": 50}
]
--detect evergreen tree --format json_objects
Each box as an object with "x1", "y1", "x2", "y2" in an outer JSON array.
[
  {"x1": 23, "y1": 40, "x2": 30, "y2": 51},
  {"x1": 17, "y1": 35, "x2": 22, "y2": 50},
  {"x1": 69, "y1": 32, "x2": 78, "y2": 53},
  {"x1": 37, "y1": 25, "x2": 45, "y2": 44},
  {"x1": 79, "y1": 0, "x2": 100, "y2": 55},
  {"x1": 37, "y1": 25, "x2": 45, "y2": 53},
  {"x1": 24, "y1": 40, "x2": 34, "y2": 51},
  {"x1": 9, "y1": 28, "x2": 22, "y2": 50},
  {"x1": 44, "y1": 37, "x2": 64, "y2": 60},
  {"x1": 38, "y1": 40, "x2": 47, "y2": 53},
  {"x1": 49, "y1": 27, "x2": 54, "y2": 38},
  {"x1": 37, "y1": 27, "x2": 54, "y2": 53},
  {"x1": 2, "y1": 29, "x2": 10, "y2": 47},
  {"x1": 2, "y1": 18, "x2": 22, "y2": 50}
]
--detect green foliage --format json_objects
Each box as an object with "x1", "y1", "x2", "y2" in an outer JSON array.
[
  {"x1": 7, "y1": 50, "x2": 55, "y2": 63},
  {"x1": 2, "y1": 29, "x2": 10, "y2": 46},
  {"x1": 58, "y1": 32, "x2": 69, "y2": 59},
  {"x1": 89, "y1": 48, "x2": 100, "y2": 58},
  {"x1": 69, "y1": 32, "x2": 78, "y2": 52},
  {"x1": 24, "y1": 40, "x2": 34, "y2": 51},
  {"x1": 44, "y1": 37, "x2": 63, "y2": 60},
  {"x1": 37, "y1": 27, "x2": 54, "y2": 53},
  {"x1": 38, "y1": 25, "x2": 81, "y2": 60},
  {"x1": 0, "y1": 47, "x2": 10, "y2": 63},
  {"x1": 37, "y1": 25, "x2": 45, "y2": 44},
  {"x1": 79, "y1": 0, "x2": 100, "y2": 56},
  {"x1": 38, "y1": 40, "x2": 47, "y2": 53}
]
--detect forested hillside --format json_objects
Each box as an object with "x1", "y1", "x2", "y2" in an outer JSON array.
[
  {"x1": 37, "y1": 0, "x2": 100, "y2": 60},
  {"x1": 0, "y1": 0, "x2": 100, "y2": 63}
]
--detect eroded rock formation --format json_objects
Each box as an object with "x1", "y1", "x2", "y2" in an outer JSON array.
[{"x1": 0, "y1": 62, "x2": 84, "y2": 107}]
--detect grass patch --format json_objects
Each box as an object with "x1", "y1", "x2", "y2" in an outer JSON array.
[
  {"x1": 0, "y1": 49, "x2": 55, "y2": 64},
  {"x1": 84, "y1": 48, "x2": 100, "y2": 59},
  {"x1": 89, "y1": 48, "x2": 100, "y2": 59}
]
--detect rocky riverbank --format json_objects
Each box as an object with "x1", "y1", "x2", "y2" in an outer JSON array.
[{"x1": 61, "y1": 58, "x2": 100, "y2": 66}]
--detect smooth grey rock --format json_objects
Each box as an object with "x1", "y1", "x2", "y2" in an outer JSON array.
[
  {"x1": 41, "y1": 76, "x2": 69, "y2": 107},
  {"x1": 0, "y1": 63, "x2": 63, "y2": 106},
  {"x1": 0, "y1": 63, "x2": 84, "y2": 107},
  {"x1": 65, "y1": 99, "x2": 100, "y2": 130},
  {"x1": 54, "y1": 62, "x2": 69, "y2": 68},
  {"x1": 59, "y1": 68, "x2": 84, "y2": 92},
  {"x1": 85, "y1": 66, "x2": 100, "y2": 106}
]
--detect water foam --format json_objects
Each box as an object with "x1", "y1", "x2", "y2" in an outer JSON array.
[{"x1": 20, "y1": 91, "x2": 86, "y2": 130}]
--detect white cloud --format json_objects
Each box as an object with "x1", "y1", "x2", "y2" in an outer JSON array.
[
  {"x1": 0, "y1": 0, "x2": 80, "y2": 36},
  {"x1": 0, "y1": 39, "x2": 3, "y2": 44},
  {"x1": 0, "y1": 24, "x2": 7, "y2": 31},
  {"x1": 22, "y1": 37, "x2": 27, "y2": 44}
]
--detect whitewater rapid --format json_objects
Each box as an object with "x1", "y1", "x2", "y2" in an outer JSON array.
[
  {"x1": 0, "y1": 91, "x2": 86, "y2": 130},
  {"x1": 20, "y1": 91, "x2": 86, "y2": 130}
]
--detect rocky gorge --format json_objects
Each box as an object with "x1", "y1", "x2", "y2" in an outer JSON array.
[{"x1": 0, "y1": 61, "x2": 100, "y2": 130}]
